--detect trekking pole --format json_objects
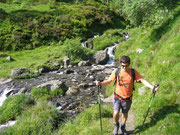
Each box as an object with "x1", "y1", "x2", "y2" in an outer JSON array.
[
  {"x1": 139, "y1": 84, "x2": 159, "y2": 135},
  {"x1": 98, "y1": 85, "x2": 103, "y2": 135}
]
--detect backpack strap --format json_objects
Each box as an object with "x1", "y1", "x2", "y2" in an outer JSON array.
[
  {"x1": 113, "y1": 67, "x2": 136, "y2": 90},
  {"x1": 113, "y1": 66, "x2": 121, "y2": 86},
  {"x1": 131, "y1": 68, "x2": 135, "y2": 91}
]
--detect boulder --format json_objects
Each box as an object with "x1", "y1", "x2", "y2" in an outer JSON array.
[
  {"x1": 66, "y1": 86, "x2": 79, "y2": 95},
  {"x1": 6, "y1": 56, "x2": 14, "y2": 61},
  {"x1": 63, "y1": 56, "x2": 70, "y2": 68},
  {"x1": 36, "y1": 80, "x2": 67, "y2": 91},
  {"x1": 11, "y1": 68, "x2": 30, "y2": 78},
  {"x1": 38, "y1": 66, "x2": 50, "y2": 73},
  {"x1": 92, "y1": 49, "x2": 109, "y2": 64},
  {"x1": 78, "y1": 61, "x2": 91, "y2": 67}
]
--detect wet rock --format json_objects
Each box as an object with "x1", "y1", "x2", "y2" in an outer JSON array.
[
  {"x1": 78, "y1": 61, "x2": 91, "y2": 67},
  {"x1": 66, "y1": 86, "x2": 79, "y2": 95},
  {"x1": 92, "y1": 49, "x2": 109, "y2": 64},
  {"x1": 11, "y1": 68, "x2": 30, "y2": 78},
  {"x1": 63, "y1": 56, "x2": 70, "y2": 68},
  {"x1": 38, "y1": 66, "x2": 50, "y2": 73},
  {"x1": 78, "y1": 83, "x2": 88, "y2": 89},
  {"x1": 65, "y1": 69, "x2": 74, "y2": 74},
  {"x1": 6, "y1": 56, "x2": 14, "y2": 61},
  {"x1": 36, "y1": 80, "x2": 67, "y2": 91}
]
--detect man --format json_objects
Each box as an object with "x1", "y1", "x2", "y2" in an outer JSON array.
[{"x1": 96, "y1": 56, "x2": 159, "y2": 135}]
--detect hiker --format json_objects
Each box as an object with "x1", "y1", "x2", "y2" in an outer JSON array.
[{"x1": 96, "y1": 55, "x2": 159, "y2": 135}]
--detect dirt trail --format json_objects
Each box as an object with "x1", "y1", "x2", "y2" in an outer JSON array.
[{"x1": 103, "y1": 95, "x2": 136, "y2": 135}]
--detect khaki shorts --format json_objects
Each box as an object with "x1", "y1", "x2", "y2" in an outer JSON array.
[{"x1": 113, "y1": 97, "x2": 132, "y2": 113}]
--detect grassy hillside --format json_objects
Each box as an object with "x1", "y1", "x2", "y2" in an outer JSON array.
[
  {"x1": 54, "y1": 7, "x2": 180, "y2": 135},
  {"x1": 0, "y1": 1, "x2": 126, "y2": 51},
  {"x1": 0, "y1": 1, "x2": 179, "y2": 135}
]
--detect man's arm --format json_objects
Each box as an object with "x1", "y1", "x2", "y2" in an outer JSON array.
[
  {"x1": 140, "y1": 78, "x2": 159, "y2": 91},
  {"x1": 96, "y1": 78, "x2": 112, "y2": 86}
]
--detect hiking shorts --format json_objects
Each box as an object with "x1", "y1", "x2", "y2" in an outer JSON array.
[{"x1": 113, "y1": 97, "x2": 132, "y2": 114}]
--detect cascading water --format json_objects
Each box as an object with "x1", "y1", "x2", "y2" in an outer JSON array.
[
  {"x1": 0, "y1": 88, "x2": 12, "y2": 107},
  {"x1": 105, "y1": 42, "x2": 118, "y2": 67},
  {"x1": 0, "y1": 121, "x2": 17, "y2": 132},
  {"x1": 0, "y1": 80, "x2": 17, "y2": 132}
]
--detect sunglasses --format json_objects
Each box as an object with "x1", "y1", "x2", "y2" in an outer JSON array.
[{"x1": 121, "y1": 63, "x2": 129, "y2": 67}]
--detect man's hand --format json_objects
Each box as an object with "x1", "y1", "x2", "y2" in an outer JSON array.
[
  {"x1": 153, "y1": 84, "x2": 160, "y2": 91},
  {"x1": 95, "y1": 80, "x2": 101, "y2": 86}
]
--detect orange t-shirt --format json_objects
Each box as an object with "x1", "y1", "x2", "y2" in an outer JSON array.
[{"x1": 109, "y1": 67, "x2": 143, "y2": 100}]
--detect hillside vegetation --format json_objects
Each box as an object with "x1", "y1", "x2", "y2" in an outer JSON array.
[{"x1": 0, "y1": 0, "x2": 179, "y2": 135}]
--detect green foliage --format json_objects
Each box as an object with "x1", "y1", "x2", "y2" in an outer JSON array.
[
  {"x1": 57, "y1": 104, "x2": 112, "y2": 135},
  {"x1": 0, "y1": 45, "x2": 65, "y2": 78},
  {"x1": 93, "y1": 29, "x2": 124, "y2": 50},
  {"x1": 0, "y1": 94, "x2": 34, "y2": 124},
  {"x1": 0, "y1": 2, "x2": 125, "y2": 51},
  {"x1": 1, "y1": 101, "x2": 61, "y2": 135},
  {"x1": 62, "y1": 38, "x2": 94, "y2": 64},
  {"x1": 110, "y1": 0, "x2": 179, "y2": 26},
  {"x1": 31, "y1": 87, "x2": 64, "y2": 101}
]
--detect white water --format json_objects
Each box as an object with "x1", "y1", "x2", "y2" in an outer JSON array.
[
  {"x1": 0, "y1": 120, "x2": 17, "y2": 132},
  {"x1": 0, "y1": 88, "x2": 12, "y2": 107},
  {"x1": 105, "y1": 43, "x2": 118, "y2": 67}
]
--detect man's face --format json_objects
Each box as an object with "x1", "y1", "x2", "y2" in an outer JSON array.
[{"x1": 121, "y1": 62, "x2": 130, "y2": 70}]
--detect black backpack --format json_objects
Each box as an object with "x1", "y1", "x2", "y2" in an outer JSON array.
[{"x1": 114, "y1": 66, "x2": 136, "y2": 90}]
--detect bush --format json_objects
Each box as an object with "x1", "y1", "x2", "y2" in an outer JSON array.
[
  {"x1": 62, "y1": 38, "x2": 94, "y2": 64},
  {"x1": 110, "y1": 0, "x2": 179, "y2": 26},
  {"x1": 93, "y1": 29, "x2": 124, "y2": 50},
  {"x1": 0, "y1": 2, "x2": 123, "y2": 51},
  {"x1": 1, "y1": 101, "x2": 61, "y2": 135},
  {"x1": 0, "y1": 94, "x2": 34, "y2": 124},
  {"x1": 31, "y1": 87, "x2": 64, "y2": 101}
]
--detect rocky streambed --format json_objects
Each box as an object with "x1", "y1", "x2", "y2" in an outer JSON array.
[
  {"x1": 0, "y1": 37, "x2": 123, "y2": 131},
  {"x1": 0, "y1": 64, "x2": 115, "y2": 117}
]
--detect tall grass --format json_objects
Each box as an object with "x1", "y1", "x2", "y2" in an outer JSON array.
[
  {"x1": 56, "y1": 104, "x2": 113, "y2": 135},
  {"x1": 1, "y1": 101, "x2": 61, "y2": 135},
  {"x1": 0, "y1": 94, "x2": 34, "y2": 124}
]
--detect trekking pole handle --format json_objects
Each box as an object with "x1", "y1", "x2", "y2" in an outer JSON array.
[{"x1": 152, "y1": 84, "x2": 159, "y2": 94}]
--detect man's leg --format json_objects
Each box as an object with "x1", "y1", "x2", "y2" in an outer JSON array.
[
  {"x1": 121, "y1": 113, "x2": 128, "y2": 134},
  {"x1": 121, "y1": 100, "x2": 132, "y2": 134},
  {"x1": 122, "y1": 113, "x2": 128, "y2": 123},
  {"x1": 113, "y1": 111, "x2": 120, "y2": 123},
  {"x1": 113, "y1": 98, "x2": 121, "y2": 135}
]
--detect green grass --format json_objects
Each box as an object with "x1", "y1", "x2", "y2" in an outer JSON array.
[
  {"x1": 1, "y1": 101, "x2": 61, "y2": 135},
  {"x1": 0, "y1": 45, "x2": 64, "y2": 78},
  {"x1": 56, "y1": 104, "x2": 113, "y2": 135},
  {"x1": 93, "y1": 29, "x2": 124, "y2": 50},
  {"x1": 31, "y1": 87, "x2": 65, "y2": 101},
  {"x1": 112, "y1": 9, "x2": 180, "y2": 135},
  {"x1": 0, "y1": 94, "x2": 34, "y2": 124}
]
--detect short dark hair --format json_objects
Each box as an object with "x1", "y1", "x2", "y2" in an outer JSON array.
[{"x1": 120, "y1": 56, "x2": 130, "y2": 64}]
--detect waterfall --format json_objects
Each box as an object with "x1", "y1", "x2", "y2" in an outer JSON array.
[
  {"x1": 0, "y1": 88, "x2": 12, "y2": 107},
  {"x1": 105, "y1": 43, "x2": 118, "y2": 67},
  {"x1": 0, "y1": 121, "x2": 17, "y2": 132}
]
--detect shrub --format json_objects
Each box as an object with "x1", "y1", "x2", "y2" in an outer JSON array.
[
  {"x1": 31, "y1": 87, "x2": 64, "y2": 101},
  {"x1": 62, "y1": 38, "x2": 94, "y2": 64},
  {"x1": 93, "y1": 29, "x2": 124, "y2": 50},
  {"x1": 110, "y1": 0, "x2": 179, "y2": 26},
  {"x1": 1, "y1": 101, "x2": 61, "y2": 135},
  {"x1": 0, "y1": 94, "x2": 34, "y2": 124}
]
